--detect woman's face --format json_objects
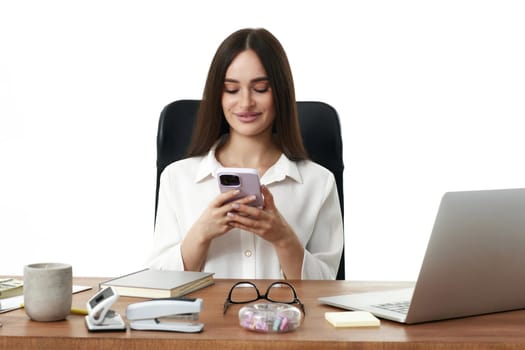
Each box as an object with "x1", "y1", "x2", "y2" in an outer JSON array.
[{"x1": 221, "y1": 49, "x2": 275, "y2": 139}]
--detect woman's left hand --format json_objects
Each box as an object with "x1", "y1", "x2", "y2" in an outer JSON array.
[{"x1": 227, "y1": 185, "x2": 294, "y2": 245}]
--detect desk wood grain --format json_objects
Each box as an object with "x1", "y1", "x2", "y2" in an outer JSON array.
[{"x1": 1, "y1": 278, "x2": 525, "y2": 350}]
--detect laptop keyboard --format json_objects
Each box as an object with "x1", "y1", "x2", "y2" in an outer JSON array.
[{"x1": 372, "y1": 301, "x2": 410, "y2": 314}]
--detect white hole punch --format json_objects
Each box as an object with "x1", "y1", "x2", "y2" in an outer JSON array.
[{"x1": 85, "y1": 286, "x2": 126, "y2": 331}]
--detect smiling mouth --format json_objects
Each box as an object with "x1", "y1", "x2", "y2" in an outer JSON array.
[{"x1": 236, "y1": 112, "x2": 260, "y2": 122}]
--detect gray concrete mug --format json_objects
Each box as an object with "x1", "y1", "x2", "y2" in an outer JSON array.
[{"x1": 23, "y1": 262, "x2": 72, "y2": 321}]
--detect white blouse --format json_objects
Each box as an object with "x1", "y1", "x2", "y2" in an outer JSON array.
[{"x1": 148, "y1": 147, "x2": 344, "y2": 280}]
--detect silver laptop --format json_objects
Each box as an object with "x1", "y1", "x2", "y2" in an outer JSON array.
[{"x1": 319, "y1": 188, "x2": 525, "y2": 324}]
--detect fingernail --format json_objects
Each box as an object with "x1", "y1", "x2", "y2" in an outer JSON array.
[
  {"x1": 227, "y1": 212, "x2": 235, "y2": 217},
  {"x1": 232, "y1": 203, "x2": 240, "y2": 209}
]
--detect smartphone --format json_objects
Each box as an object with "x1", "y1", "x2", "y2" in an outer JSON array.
[{"x1": 217, "y1": 167, "x2": 263, "y2": 207}]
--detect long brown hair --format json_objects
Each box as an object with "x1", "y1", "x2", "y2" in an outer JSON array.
[{"x1": 186, "y1": 28, "x2": 308, "y2": 161}]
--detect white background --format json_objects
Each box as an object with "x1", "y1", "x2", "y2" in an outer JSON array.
[{"x1": 1, "y1": 1, "x2": 524, "y2": 280}]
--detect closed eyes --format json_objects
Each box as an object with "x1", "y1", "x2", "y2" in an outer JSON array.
[{"x1": 223, "y1": 79, "x2": 270, "y2": 94}]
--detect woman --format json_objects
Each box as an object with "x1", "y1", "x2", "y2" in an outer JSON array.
[{"x1": 149, "y1": 28, "x2": 343, "y2": 279}]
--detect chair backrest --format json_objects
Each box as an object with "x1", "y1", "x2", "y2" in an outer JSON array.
[{"x1": 156, "y1": 99, "x2": 345, "y2": 280}]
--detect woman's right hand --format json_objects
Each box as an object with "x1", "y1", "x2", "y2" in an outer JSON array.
[
  {"x1": 194, "y1": 189, "x2": 244, "y2": 240},
  {"x1": 180, "y1": 189, "x2": 257, "y2": 271}
]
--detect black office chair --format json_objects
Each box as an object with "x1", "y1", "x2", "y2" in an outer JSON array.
[{"x1": 155, "y1": 99, "x2": 345, "y2": 280}]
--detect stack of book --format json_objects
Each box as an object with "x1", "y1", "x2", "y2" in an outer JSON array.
[
  {"x1": 0, "y1": 278, "x2": 23, "y2": 299},
  {"x1": 100, "y1": 269, "x2": 214, "y2": 299}
]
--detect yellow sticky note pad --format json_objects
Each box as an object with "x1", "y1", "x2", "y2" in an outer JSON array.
[{"x1": 325, "y1": 311, "x2": 380, "y2": 328}]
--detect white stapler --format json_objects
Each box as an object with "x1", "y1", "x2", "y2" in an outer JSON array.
[{"x1": 126, "y1": 297, "x2": 204, "y2": 333}]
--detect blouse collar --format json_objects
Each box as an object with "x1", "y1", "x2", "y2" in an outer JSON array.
[{"x1": 194, "y1": 140, "x2": 303, "y2": 186}]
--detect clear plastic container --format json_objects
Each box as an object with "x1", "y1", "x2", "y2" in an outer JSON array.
[{"x1": 238, "y1": 303, "x2": 302, "y2": 333}]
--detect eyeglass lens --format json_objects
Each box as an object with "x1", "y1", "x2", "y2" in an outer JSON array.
[
  {"x1": 229, "y1": 282, "x2": 260, "y2": 303},
  {"x1": 265, "y1": 283, "x2": 297, "y2": 303}
]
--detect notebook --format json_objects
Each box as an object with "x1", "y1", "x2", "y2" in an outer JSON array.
[
  {"x1": 0, "y1": 285, "x2": 92, "y2": 313},
  {"x1": 319, "y1": 188, "x2": 525, "y2": 324}
]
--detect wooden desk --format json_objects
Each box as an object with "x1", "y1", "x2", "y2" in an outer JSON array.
[{"x1": 2, "y1": 278, "x2": 525, "y2": 350}]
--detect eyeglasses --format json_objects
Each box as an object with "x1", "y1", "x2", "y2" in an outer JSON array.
[{"x1": 223, "y1": 281, "x2": 305, "y2": 315}]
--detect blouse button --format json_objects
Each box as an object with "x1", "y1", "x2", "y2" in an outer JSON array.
[{"x1": 244, "y1": 250, "x2": 252, "y2": 257}]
